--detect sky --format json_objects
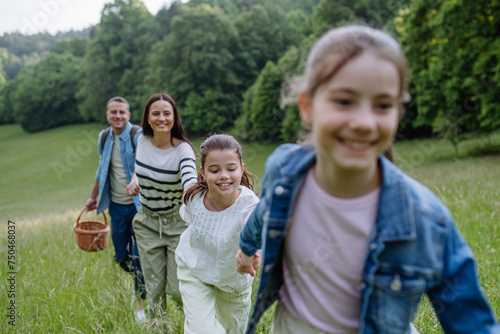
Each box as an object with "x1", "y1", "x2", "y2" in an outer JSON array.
[{"x1": 0, "y1": 0, "x2": 178, "y2": 35}]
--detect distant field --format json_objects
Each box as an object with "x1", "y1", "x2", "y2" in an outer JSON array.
[
  {"x1": 0, "y1": 124, "x2": 498, "y2": 333},
  {"x1": 0, "y1": 124, "x2": 278, "y2": 221}
]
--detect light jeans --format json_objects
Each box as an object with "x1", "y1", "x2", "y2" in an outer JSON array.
[
  {"x1": 271, "y1": 302, "x2": 420, "y2": 334},
  {"x1": 177, "y1": 257, "x2": 253, "y2": 334},
  {"x1": 132, "y1": 206, "x2": 186, "y2": 319}
]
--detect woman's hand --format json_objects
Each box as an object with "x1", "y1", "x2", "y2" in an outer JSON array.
[
  {"x1": 126, "y1": 173, "x2": 140, "y2": 196},
  {"x1": 236, "y1": 249, "x2": 262, "y2": 277}
]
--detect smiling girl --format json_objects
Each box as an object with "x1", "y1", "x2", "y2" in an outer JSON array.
[
  {"x1": 236, "y1": 25, "x2": 500, "y2": 334},
  {"x1": 175, "y1": 134, "x2": 260, "y2": 334}
]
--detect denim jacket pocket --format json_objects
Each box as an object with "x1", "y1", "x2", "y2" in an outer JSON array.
[{"x1": 367, "y1": 273, "x2": 426, "y2": 333}]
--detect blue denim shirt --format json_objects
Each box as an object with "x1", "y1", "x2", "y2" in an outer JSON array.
[
  {"x1": 95, "y1": 122, "x2": 142, "y2": 214},
  {"x1": 240, "y1": 144, "x2": 500, "y2": 334}
]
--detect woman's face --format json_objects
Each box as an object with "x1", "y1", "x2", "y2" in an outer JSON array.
[{"x1": 148, "y1": 100, "x2": 175, "y2": 135}]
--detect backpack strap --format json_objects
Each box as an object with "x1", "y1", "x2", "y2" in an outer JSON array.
[
  {"x1": 101, "y1": 127, "x2": 111, "y2": 151},
  {"x1": 130, "y1": 125, "x2": 140, "y2": 152},
  {"x1": 101, "y1": 125, "x2": 141, "y2": 152}
]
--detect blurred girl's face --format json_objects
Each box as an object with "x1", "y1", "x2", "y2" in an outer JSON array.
[
  {"x1": 299, "y1": 51, "x2": 400, "y2": 175},
  {"x1": 148, "y1": 100, "x2": 175, "y2": 135}
]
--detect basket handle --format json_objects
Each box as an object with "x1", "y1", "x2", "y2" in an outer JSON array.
[{"x1": 76, "y1": 208, "x2": 108, "y2": 228}]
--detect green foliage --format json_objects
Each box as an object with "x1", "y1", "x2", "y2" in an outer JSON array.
[
  {"x1": 184, "y1": 89, "x2": 241, "y2": 133},
  {"x1": 250, "y1": 0, "x2": 319, "y2": 14},
  {"x1": 247, "y1": 61, "x2": 284, "y2": 141},
  {"x1": 280, "y1": 104, "x2": 303, "y2": 142},
  {"x1": 234, "y1": 4, "x2": 295, "y2": 71},
  {"x1": 0, "y1": 48, "x2": 23, "y2": 80},
  {"x1": 186, "y1": 0, "x2": 240, "y2": 16},
  {"x1": 0, "y1": 29, "x2": 90, "y2": 82},
  {"x1": 49, "y1": 37, "x2": 88, "y2": 57},
  {"x1": 12, "y1": 52, "x2": 83, "y2": 132},
  {"x1": 0, "y1": 68, "x2": 32, "y2": 124},
  {"x1": 77, "y1": 0, "x2": 161, "y2": 122},
  {"x1": 286, "y1": 9, "x2": 313, "y2": 40},
  {"x1": 0, "y1": 30, "x2": 89, "y2": 59},
  {"x1": 396, "y1": 0, "x2": 500, "y2": 146},
  {"x1": 276, "y1": 38, "x2": 315, "y2": 142},
  {"x1": 145, "y1": 4, "x2": 244, "y2": 131},
  {"x1": 155, "y1": 0, "x2": 183, "y2": 34},
  {"x1": 312, "y1": 0, "x2": 410, "y2": 35}
]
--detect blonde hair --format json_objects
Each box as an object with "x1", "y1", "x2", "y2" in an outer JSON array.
[{"x1": 284, "y1": 25, "x2": 410, "y2": 114}]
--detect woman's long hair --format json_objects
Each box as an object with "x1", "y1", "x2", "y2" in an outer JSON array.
[{"x1": 140, "y1": 93, "x2": 191, "y2": 146}]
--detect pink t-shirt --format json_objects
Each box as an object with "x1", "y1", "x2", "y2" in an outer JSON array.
[{"x1": 280, "y1": 169, "x2": 380, "y2": 333}]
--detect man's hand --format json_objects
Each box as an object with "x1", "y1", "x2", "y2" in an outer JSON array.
[{"x1": 85, "y1": 197, "x2": 97, "y2": 211}]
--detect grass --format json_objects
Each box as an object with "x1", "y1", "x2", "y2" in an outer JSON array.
[{"x1": 0, "y1": 124, "x2": 499, "y2": 333}]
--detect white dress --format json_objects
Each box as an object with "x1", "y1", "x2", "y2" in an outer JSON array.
[{"x1": 175, "y1": 186, "x2": 259, "y2": 292}]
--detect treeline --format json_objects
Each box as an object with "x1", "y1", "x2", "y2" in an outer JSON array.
[
  {"x1": 0, "y1": 0, "x2": 498, "y2": 146},
  {"x1": 0, "y1": 29, "x2": 90, "y2": 83}
]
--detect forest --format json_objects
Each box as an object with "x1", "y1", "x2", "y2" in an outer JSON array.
[{"x1": 0, "y1": 0, "x2": 498, "y2": 148}]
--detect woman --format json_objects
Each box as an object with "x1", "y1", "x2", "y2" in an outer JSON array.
[{"x1": 127, "y1": 93, "x2": 197, "y2": 320}]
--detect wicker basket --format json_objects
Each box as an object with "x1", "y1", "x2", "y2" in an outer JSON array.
[{"x1": 73, "y1": 208, "x2": 110, "y2": 252}]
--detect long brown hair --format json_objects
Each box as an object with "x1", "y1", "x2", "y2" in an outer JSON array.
[
  {"x1": 183, "y1": 134, "x2": 258, "y2": 203},
  {"x1": 140, "y1": 93, "x2": 191, "y2": 146}
]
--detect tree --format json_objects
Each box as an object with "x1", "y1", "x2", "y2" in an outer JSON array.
[
  {"x1": 77, "y1": 0, "x2": 161, "y2": 122},
  {"x1": 184, "y1": 89, "x2": 241, "y2": 133},
  {"x1": 12, "y1": 52, "x2": 83, "y2": 132},
  {"x1": 234, "y1": 4, "x2": 295, "y2": 71},
  {"x1": 312, "y1": 0, "x2": 410, "y2": 36},
  {"x1": 186, "y1": 0, "x2": 239, "y2": 16},
  {"x1": 145, "y1": 4, "x2": 242, "y2": 133},
  {"x1": 396, "y1": 0, "x2": 500, "y2": 151},
  {"x1": 247, "y1": 61, "x2": 284, "y2": 141},
  {"x1": 286, "y1": 10, "x2": 313, "y2": 40},
  {"x1": 155, "y1": 0, "x2": 183, "y2": 34}
]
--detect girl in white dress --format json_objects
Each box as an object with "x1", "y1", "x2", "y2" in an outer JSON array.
[{"x1": 175, "y1": 134, "x2": 260, "y2": 334}]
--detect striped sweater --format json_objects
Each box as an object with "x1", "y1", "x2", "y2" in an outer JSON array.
[{"x1": 135, "y1": 135, "x2": 197, "y2": 214}]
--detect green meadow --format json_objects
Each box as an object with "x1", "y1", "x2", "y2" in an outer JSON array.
[{"x1": 0, "y1": 123, "x2": 499, "y2": 333}]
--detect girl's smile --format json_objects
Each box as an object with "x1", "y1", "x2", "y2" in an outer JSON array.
[
  {"x1": 300, "y1": 51, "x2": 400, "y2": 187},
  {"x1": 201, "y1": 149, "x2": 244, "y2": 211}
]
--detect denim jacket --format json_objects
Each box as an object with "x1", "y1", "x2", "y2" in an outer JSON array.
[
  {"x1": 95, "y1": 122, "x2": 142, "y2": 214},
  {"x1": 240, "y1": 144, "x2": 500, "y2": 334}
]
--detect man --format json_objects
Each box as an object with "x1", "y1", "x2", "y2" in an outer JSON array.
[{"x1": 86, "y1": 96, "x2": 146, "y2": 322}]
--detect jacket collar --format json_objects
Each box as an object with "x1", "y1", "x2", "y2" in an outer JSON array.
[
  {"x1": 376, "y1": 155, "x2": 416, "y2": 242},
  {"x1": 109, "y1": 122, "x2": 133, "y2": 140},
  {"x1": 279, "y1": 146, "x2": 416, "y2": 242},
  {"x1": 279, "y1": 144, "x2": 316, "y2": 182}
]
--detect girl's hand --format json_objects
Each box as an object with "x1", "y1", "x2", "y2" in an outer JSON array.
[
  {"x1": 236, "y1": 249, "x2": 261, "y2": 277},
  {"x1": 253, "y1": 249, "x2": 262, "y2": 273}
]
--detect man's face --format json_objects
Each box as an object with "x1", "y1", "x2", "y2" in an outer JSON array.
[{"x1": 106, "y1": 101, "x2": 130, "y2": 133}]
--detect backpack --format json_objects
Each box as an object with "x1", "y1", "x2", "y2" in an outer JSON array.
[{"x1": 101, "y1": 125, "x2": 141, "y2": 151}]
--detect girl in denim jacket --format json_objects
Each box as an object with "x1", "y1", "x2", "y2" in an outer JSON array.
[{"x1": 236, "y1": 25, "x2": 500, "y2": 334}]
